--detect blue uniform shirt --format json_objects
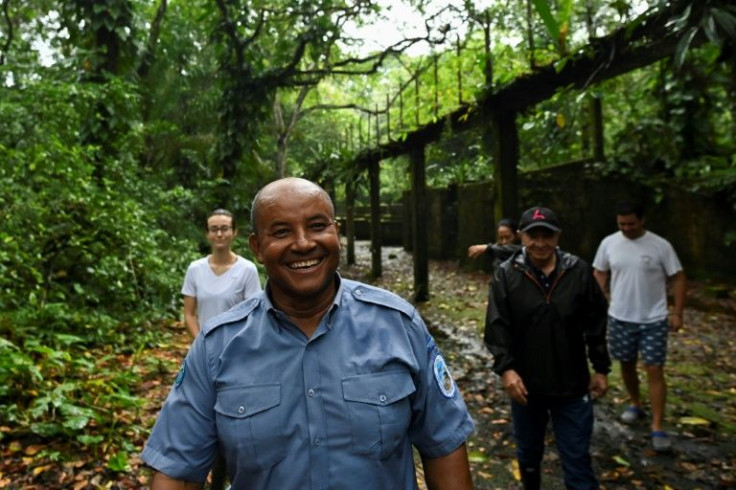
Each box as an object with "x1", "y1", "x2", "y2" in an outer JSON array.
[{"x1": 142, "y1": 276, "x2": 474, "y2": 489}]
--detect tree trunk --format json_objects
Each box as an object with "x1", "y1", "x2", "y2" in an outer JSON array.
[
  {"x1": 492, "y1": 108, "x2": 520, "y2": 222},
  {"x1": 369, "y1": 158, "x2": 382, "y2": 278},
  {"x1": 591, "y1": 96, "x2": 605, "y2": 161},
  {"x1": 345, "y1": 178, "x2": 356, "y2": 265},
  {"x1": 410, "y1": 145, "x2": 429, "y2": 302}
]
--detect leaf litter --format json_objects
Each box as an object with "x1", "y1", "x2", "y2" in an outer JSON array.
[{"x1": 0, "y1": 241, "x2": 734, "y2": 489}]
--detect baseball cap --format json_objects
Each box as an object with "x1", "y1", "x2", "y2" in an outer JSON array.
[{"x1": 518, "y1": 206, "x2": 561, "y2": 233}]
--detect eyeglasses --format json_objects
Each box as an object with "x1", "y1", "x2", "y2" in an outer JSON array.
[{"x1": 208, "y1": 226, "x2": 233, "y2": 234}]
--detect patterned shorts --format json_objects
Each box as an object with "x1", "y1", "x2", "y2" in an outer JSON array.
[{"x1": 608, "y1": 316, "x2": 669, "y2": 366}]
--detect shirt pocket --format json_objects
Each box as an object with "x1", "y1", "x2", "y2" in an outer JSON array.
[
  {"x1": 342, "y1": 371, "x2": 416, "y2": 460},
  {"x1": 214, "y1": 383, "x2": 286, "y2": 473}
]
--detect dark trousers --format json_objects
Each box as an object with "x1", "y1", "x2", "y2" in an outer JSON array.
[{"x1": 511, "y1": 394, "x2": 598, "y2": 490}]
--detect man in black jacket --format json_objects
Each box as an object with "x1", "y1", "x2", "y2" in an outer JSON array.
[{"x1": 484, "y1": 206, "x2": 610, "y2": 490}]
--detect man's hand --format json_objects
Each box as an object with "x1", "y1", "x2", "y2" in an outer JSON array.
[
  {"x1": 669, "y1": 313, "x2": 683, "y2": 331},
  {"x1": 501, "y1": 369, "x2": 528, "y2": 405},
  {"x1": 588, "y1": 373, "x2": 608, "y2": 399}
]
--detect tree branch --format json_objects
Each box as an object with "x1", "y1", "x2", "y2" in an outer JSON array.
[{"x1": 137, "y1": 0, "x2": 167, "y2": 79}]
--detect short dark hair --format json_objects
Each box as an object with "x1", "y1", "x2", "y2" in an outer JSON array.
[
  {"x1": 615, "y1": 201, "x2": 644, "y2": 219},
  {"x1": 207, "y1": 208, "x2": 236, "y2": 231},
  {"x1": 497, "y1": 218, "x2": 518, "y2": 232}
]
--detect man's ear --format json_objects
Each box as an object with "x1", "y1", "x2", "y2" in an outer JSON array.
[{"x1": 249, "y1": 233, "x2": 264, "y2": 264}]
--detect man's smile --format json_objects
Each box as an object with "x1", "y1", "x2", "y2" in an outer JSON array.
[{"x1": 288, "y1": 258, "x2": 322, "y2": 270}]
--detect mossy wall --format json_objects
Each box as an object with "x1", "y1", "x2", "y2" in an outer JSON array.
[
  {"x1": 446, "y1": 162, "x2": 735, "y2": 280},
  {"x1": 343, "y1": 161, "x2": 735, "y2": 280},
  {"x1": 456, "y1": 182, "x2": 497, "y2": 272}
]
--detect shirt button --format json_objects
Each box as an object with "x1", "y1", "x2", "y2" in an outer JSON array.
[
  {"x1": 314, "y1": 437, "x2": 322, "y2": 446},
  {"x1": 238, "y1": 406, "x2": 245, "y2": 414},
  {"x1": 355, "y1": 289, "x2": 362, "y2": 295},
  {"x1": 379, "y1": 394, "x2": 387, "y2": 403},
  {"x1": 308, "y1": 389, "x2": 315, "y2": 397}
]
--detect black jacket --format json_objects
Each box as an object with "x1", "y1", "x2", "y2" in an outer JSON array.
[
  {"x1": 484, "y1": 243, "x2": 522, "y2": 269},
  {"x1": 484, "y1": 248, "x2": 610, "y2": 398}
]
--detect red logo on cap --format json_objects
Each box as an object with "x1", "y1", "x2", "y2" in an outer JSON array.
[{"x1": 532, "y1": 209, "x2": 546, "y2": 220}]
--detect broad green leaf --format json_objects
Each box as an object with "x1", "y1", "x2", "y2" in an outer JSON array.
[
  {"x1": 62, "y1": 415, "x2": 90, "y2": 430},
  {"x1": 712, "y1": 7, "x2": 736, "y2": 39},
  {"x1": 530, "y1": 0, "x2": 559, "y2": 44},
  {"x1": 30, "y1": 421, "x2": 62, "y2": 437},
  {"x1": 665, "y1": 4, "x2": 692, "y2": 30},
  {"x1": 77, "y1": 435, "x2": 105, "y2": 446},
  {"x1": 674, "y1": 27, "x2": 698, "y2": 68},
  {"x1": 107, "y1": 451, "x2": 130, "y2": 472}
]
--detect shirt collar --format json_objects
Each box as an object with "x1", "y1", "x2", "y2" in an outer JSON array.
[
  {"x1": 522, "y1": 247, "x2": 560, "y2": 276},
  {"x1": 264, "y1": 273, "x2": 343, "y2": 331}
]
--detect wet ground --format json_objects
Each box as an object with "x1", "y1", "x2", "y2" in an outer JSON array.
[{"x1": 340, "y1": 241, "x2": 736, "y2": 489}]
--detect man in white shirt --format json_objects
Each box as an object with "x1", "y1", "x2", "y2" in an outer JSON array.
[{"x1": 593, "y1": 201, "x2": 686, "y2": 452}]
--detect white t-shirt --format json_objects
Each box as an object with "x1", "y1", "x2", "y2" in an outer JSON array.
[
  {"x1": 181, "y1": 255, "x2": 262, "y2": 325},
  {"x1": 593, "y1": 230, "x2": 682, "y2": 323}
]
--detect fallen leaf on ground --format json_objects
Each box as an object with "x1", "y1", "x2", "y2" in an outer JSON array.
[
  {"x1": 510, "y1": 459, "x2": 520, "y2": 481},
  {"x1": 612, "y1": 455, "x2": 630, "y2": 467},
  {"x1": 32, "y1": 464, "x2": 53, "y2": 476},
  {"x1": 24, "y1": 445, "x2": 44, "y2": 456}
]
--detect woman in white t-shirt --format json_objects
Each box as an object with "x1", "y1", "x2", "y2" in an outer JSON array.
[{"x1": 182, "y1": 209, "x2": 262, "y2": 338}]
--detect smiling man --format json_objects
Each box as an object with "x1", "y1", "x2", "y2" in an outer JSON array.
[
  {"x1": 593, "y1": 201, "x2": 685, "y2": 452},
  {"x1": 484, "y1": 206, "x2": 610, "y2": 490},
  {"x1": 142, "y1": 177, "x2": 475, "y2": 490}
]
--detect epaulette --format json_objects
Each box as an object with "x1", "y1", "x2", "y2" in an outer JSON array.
[
  {"x1": 341, "y1": 279, "x2": 416, "y2": 319},
  {"x1": 201, "y1": 295, "x2": 262, "y2": 337}
]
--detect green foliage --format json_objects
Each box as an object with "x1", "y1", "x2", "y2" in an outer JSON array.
[
  {"x1": 0, "y1": 1, "x2": 735, "y2": 480},
  {"x1": 107, "y1": 450, "x2": 131, "y2": 472},
  {"x1": 518, "y1": 93, "x2": 588, "y2": 169},
  {"x1": 593, "y1": 42, "x2": 735, "y2": 206},
  {"x1": 671, "y1": 2, "x2": 736, "y2": 68},
  {"x1": 426, "y1": 130, "x2": 492, "y2": 187},
  {"x1": 0, "y1": 71, "x2": 192, "y2": 456},
  {"x1": 530, "y1": 0, "x2": 573, "y2": 54}
]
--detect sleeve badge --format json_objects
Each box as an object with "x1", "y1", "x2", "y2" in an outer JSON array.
[
  {"x1": 433, "y1": 354, "x2": 456, "y2": 398},
  {"x1": 174, "y1": 361, "x2": 186, "y2": 388}
]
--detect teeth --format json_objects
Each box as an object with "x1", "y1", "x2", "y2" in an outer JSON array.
[{"x1": 289, "y1": 259, "x2": 320, "y2": 269}]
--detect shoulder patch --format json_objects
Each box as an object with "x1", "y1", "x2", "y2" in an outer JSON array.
[
  {"x1": 174, "y1": 361, "x2": 186, "y2": 388},
  {"x1": 433, "y1": 354, "x2": 456, "y2": 398},
  {"x1": 344, "y1": 279, "x2": 415, "y2": 318}
]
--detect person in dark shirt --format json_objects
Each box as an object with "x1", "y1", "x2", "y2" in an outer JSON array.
[
  {"x1": 484, "y1": 206, "x2": 610, "y2": 490},
  {"x1": 467, "y1": 218, "x2": 521, "y2": 270}
]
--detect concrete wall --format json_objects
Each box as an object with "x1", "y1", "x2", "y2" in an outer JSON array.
[
  {"x1": 436, "y1": 162, "x2": 735, "y2": 280},
  {"x1": 339, "y1": 161, "x2": 735, "y2": 280},
  {"x1": 346, "y1": 204, "x2": 404, "y2": 246}
]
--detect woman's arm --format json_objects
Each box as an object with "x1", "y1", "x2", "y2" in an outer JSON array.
[{"x1": 183, "y1": 296, "x2": 200, "y2": 338}]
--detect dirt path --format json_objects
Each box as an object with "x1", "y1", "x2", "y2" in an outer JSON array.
[
  {"x1": 340, "y1": 241, "x2": 736, "y2": 489},
  {"x1": 4, "y1": 240, "x2": 730, "y2": 489}
]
